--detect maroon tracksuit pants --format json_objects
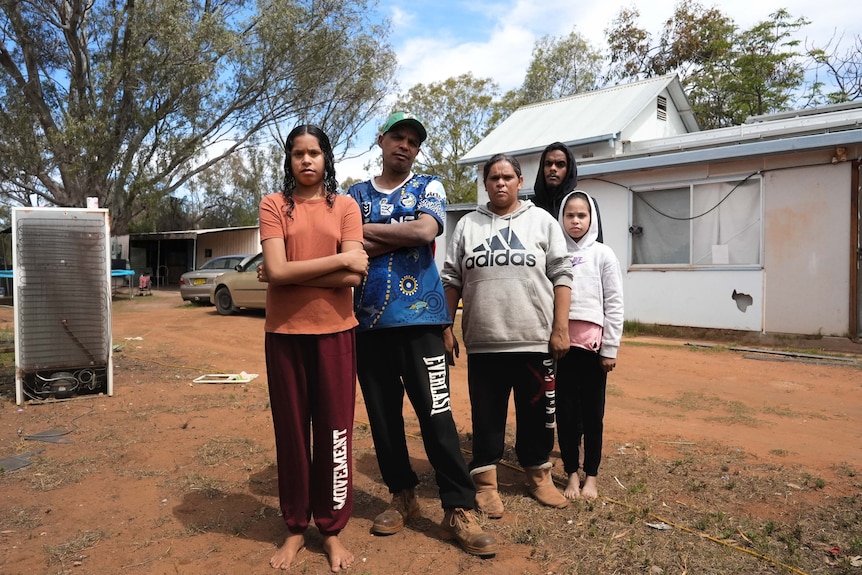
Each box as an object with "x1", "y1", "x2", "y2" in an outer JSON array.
[{"x1": 264, "y1": 329, "x2": 356, "y2": 536}]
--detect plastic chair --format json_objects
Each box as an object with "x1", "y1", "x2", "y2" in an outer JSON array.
[
  {"x1": 138, "y1": 274, "x2": 153, "y2": 296},
  {"x1": 155, "y1": 265, "x2": 169, "y2": 288}
]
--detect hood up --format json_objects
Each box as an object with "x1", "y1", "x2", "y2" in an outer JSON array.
[
  {"x1": 532, "y1": 142, "x2": 578, "y2": 218},
  {"x1": 558, "y1": 190, "x2": 602, "y2": 251}
]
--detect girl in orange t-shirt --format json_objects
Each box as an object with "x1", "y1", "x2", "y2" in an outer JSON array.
[{"x1": 258, "y1": 125, "x2": 367, "y2": 572}]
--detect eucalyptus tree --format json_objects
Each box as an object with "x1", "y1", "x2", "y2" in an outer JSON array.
[
  {"x1": 183, "y1": 143, "x2": 281, "y2": 231},
  {"x1": 394, "y1": 73, "x2": 500, "y2": 204},
  {"x1": 0, "y1": 0, "x2": 396, "y2": 233},
  {"x1": 605, "y1": 0, "x2": 808, "y2": 128},
  {"x1": 806, "y1": 34, "x2": 862, "y2": 104},
  {"x1": 520, "y1": 30, "x2": 603, "y2": 104}
]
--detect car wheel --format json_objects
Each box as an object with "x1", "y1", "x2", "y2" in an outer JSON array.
[{"x1": 214, "y1": 287, "x2": 236, "y2": 316}]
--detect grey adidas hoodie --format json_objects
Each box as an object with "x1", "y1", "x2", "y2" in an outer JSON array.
[{"x1": 441, "y1": 200, "x2": 572, "y2": 354}]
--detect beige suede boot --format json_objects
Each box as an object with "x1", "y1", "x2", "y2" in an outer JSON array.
[
  {"x1": 371, "y1": 488, "x2": 421, "y2": 535},
  {"x1": 471, "y1": 465, "x2": 504, "y2": 519},
  {"x1": 524, "y1": 462, "x2": 569, "y2": 508}
]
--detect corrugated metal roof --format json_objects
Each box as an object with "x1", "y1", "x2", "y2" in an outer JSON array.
[
  {"x1": 580, "y1": 128, "x2": 862, "y2": 178},
  {"x1": 460, "y1": 74, "x2": 695, "y2": 164},
  {"x1": 626, "y1": 106, "x2": 862, "y2": 154}
]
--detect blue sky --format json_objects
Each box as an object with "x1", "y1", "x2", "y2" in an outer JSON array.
[{"x1": 335, "y1": 0, "x2": 860, "y2": 182}]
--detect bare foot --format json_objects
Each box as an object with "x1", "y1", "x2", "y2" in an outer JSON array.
[
  {"x1": 581, "y1": 475, "x2": 598, "y2": 500},
  {"x1": 270, "y1": 532, "x2": 305, "y2": 570},
  {"x1": 563, "y1": 472, "x2": 581, "y2": 499},
  {"x1": 323, "y1": 534, "x2": 354, "y2": 573}
]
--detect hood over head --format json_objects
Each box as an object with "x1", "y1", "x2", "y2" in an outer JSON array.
[
  {"x1": 532, "y1": 142, "x2": 578, "y2": 217},
  {"x1": 558, "y1": 190, "x2": 603, "y2": 250}
]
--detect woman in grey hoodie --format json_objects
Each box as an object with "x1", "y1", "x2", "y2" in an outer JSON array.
[
  {"x1": 442, "y1": 154, "x2": 572, "y2": 517},
  {"x1": 555, "y1": 191, "x2": 624, "y2": 500}
]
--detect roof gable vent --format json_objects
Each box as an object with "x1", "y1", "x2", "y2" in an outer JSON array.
[{"x1": 657, "y1": 95, "x2": 668, "y2": 121}]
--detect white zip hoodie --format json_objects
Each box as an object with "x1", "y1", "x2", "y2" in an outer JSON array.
[
  {"x1": 558, "y1": 191, "x2": 624, "y2": 359},
  {"x1": 442, "y1": 200, "x2": 572, "y2": 354}
]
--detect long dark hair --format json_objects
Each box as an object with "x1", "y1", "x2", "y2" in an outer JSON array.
[{"x1": 282, "y1": 124, "x2": 337, "y2": 219}]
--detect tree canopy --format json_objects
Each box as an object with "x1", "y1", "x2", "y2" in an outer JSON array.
[
  {"x1": 393, "y1": 73, "x2": 501, "y2": 204},
  {"x1": 605, "y1": 1, "x2": 809, "y2": 128},
  {"x1": 806, "y1": 34, "x2": 862, "y2": 104},
  {"x1": 520, "y1": 30, "x2": 603, "y2": 104},
  {"x1": 0, "y1": 0, "x2": 396, "y2": 233}
]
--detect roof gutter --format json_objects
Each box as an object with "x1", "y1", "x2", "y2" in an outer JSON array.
[{"x1": 579, "y1": 129, "x2": 862, "y2": 177}]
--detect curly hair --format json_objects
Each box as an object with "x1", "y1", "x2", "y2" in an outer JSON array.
[{"x1": 281, "y1": 124, "x2": 338, "y2": 219}]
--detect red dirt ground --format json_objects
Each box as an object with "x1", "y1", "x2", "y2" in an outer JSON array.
[{"x1": 0, "y1": 289, "x2": 860, "y2": 574}]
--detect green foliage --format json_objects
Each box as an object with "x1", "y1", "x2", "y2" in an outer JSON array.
[
  {"x1": 339, "y1": 176, "x2": 363, "y2": 194},
  {"x1": 605, "y1": 1, "x2": 809, "y2": 128},
  {"x1": 488, "y1": 30, "x2": 603, "y2": 126},
  {"x1": 394, "y1": 73, "x2": 501, "y2": 204},
  {"x1": 0, "y1": 0, "x2": 396, "y2": 233},
  {"x1": 520, "y1": 30, "x2": 603, "y2": 104},
  {"x1": 188, "y1": 144, "x2": 281, "y2": 229}
]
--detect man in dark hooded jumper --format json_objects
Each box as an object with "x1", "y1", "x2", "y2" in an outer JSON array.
[{"x1": 532, "y1": 142, "x2": 603, "y2": 243}]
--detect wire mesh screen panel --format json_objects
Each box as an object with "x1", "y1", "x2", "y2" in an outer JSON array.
[{"x1": 13, "y1": 208, "x2": 113, "y2": 404}]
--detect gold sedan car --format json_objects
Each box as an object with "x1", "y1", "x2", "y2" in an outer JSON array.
[{"x1": 210, "y1": 253, "x2": 266, "y2": 315}]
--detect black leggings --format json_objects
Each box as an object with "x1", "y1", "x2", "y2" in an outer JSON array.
[{"x1": 556, "y1": 347, "x2": 607, "y2": 477}]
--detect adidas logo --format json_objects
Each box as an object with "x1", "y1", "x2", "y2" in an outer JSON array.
[{"x1": 464, "y1": 227, "x2": 537, "y2": 269}]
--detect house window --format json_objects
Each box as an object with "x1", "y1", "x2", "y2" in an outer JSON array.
[{"x1": 631, "y1": 176, "x2": 761, "y2": 267}]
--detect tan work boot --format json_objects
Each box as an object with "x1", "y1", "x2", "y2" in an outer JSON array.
[
  {"x1": 524, "y1": 462, "x2": 569, "y2": 509},
  {"x1": 371, "y1": 488, "x2": 421, "y2": 535},
  {"x1": 439, "y1": 507, "x2": 497, "y2": 557},
  {"x1": 471, "y1": 465, "x2": 504, "y2": 519}
]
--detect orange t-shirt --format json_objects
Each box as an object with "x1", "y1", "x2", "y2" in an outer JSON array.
[{"x1": 259, "y1": 192, "x2": 363, "y2": 335}]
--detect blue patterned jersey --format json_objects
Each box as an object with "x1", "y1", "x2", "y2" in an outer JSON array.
[{"x1": 347, "y1": 173, "x2": 450, "y2": 331}]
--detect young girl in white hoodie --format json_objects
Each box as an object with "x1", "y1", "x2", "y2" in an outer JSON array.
[{"x1": 556, "y1": 191, "x2": 624, "y2": 500}]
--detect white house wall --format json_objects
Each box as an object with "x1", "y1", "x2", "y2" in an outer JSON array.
[
  {"x1": 625, "y1": 270, "x2": 764, "y2": 330},
  {"x1": 762, "y1": 159, "x2": 852, "y2": 336},
  {"x1": 623, "y1": 89, "x2": 691, "y2": 143},
  {"x1": 578, "y1": 147, "x2": 858, "y2": 336},
  {"x1": 580, "y1": 175, "x2": 764, "y2": 332}
]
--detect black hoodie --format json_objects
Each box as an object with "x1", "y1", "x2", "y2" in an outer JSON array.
[{"x1": 532, "y1": 142, "x2": 603, "y2": 242}]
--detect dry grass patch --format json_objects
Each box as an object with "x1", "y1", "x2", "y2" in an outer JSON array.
[
  {"x1": 44, "y1": 529, "x2": 105, "y2": 566},
  {"x1": 476, "y1": 439, "x2": 862, "y2": 575},
  {"x1": 2, "y1": 506, "x2": 44, "y2": 530},
  {"x1": 198, "y1": 436, "x2": 264, "y2": 467},
  {"x1": 29, "y1": 455, "x2": 98, "y2": 491},
  {"x1": 172, "y1": 471, "x2": 228, "y2": 499}
]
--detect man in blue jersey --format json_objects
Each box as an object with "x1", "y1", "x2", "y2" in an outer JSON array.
[{"x1": 347, "y1": 112, "x2": 496, "y2": 558}]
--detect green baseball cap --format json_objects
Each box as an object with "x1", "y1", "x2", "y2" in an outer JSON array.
[{"x1": 381, "y1": 111, "x2": 427, "y2": 143}]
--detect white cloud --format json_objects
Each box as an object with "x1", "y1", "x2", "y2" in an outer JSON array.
[
  {"x1": 337, "y1": 0, "x2": 859, "y2": 183},
  {"x1": 391, "y1": 0, "x2": 857, "y2": 91}
]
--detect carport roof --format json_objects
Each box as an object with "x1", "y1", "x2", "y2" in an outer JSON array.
[{"x1": 128, "y1": 225, "x2": 258, "y2": 240}]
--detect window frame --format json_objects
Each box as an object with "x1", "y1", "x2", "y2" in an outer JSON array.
[{"x1": 628, "y1": 174, "x2": 764, "y2": 271}]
